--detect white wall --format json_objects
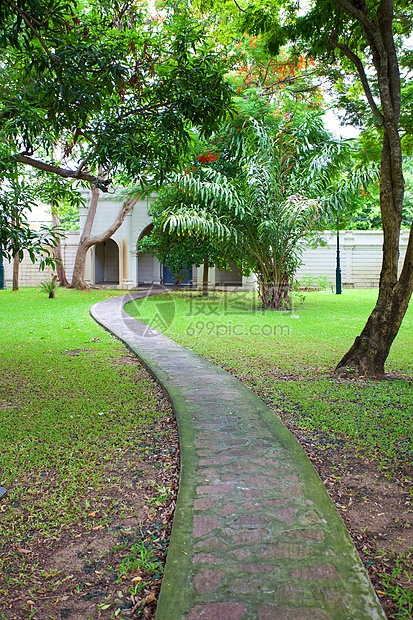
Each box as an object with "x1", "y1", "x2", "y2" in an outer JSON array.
[
  {"x1": 5, "y1": 192, "x2": 409, "y2": 291},
  {"x1": 3, "y1": 231, "x2": 80, "y2": 288},
  {"x1": 296, "y1": 230, "x2": 409, "y2": 289}
]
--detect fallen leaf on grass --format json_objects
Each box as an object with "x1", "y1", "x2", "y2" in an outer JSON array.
[
  {"x1": 140, "y1": 593, "x2": 156, "y2": 608},
  {"x1": 18, "y1": 548, "x2": 32, "y2": 554}
]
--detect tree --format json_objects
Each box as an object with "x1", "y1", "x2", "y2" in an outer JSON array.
[
  {"x1": 151, "y1": 96, "x2": 360, "y2": 309},
  {"x1": 238, "y1": 0, "x2": 413, "y2": 373},
  {"x1": 36, "y1": 176, "x2": 85, "y2": 286},
  {"x1": 0, "y1": 177, "x2": 58, "y2": 269},
  {"x1": 0, "y1": 0, "x2": 233, "y2": 287}
]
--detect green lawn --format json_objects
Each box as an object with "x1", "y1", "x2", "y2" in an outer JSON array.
[
  {"x1": 2, "y1": 286, "x2": 412, "y2": 618},
  {"x1": 126, "y1": 288, "x2": 413, "y2": 471},
  {"x1": 126, "y1": 288, "x2": 413, "y2": 617},
  {"x1": 0, "y1": 287, "x2": 174, "y2": 613}
]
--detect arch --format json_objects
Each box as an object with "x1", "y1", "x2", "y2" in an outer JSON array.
[
  {"x1": 137, "y1": 224, "x2": 158, "y2": 285},
  {"x1": 94, "y1": 238, "x2": 119, "y2": 285}
]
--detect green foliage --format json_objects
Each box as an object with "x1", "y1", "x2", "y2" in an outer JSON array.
[
  {"x1": 0, "y1": 1, "x2": 232, "y2": 184},
  {"x1": 349, "y1": 156, "x2": 413, "y2": 230},
  {"x1": 38, "y1": 275, "x2": 58, "y2": 298},
  {"x1": 116, "y1": 536, "x2": 163, "y2": 578},
  {"x1": 0, "y1": 178, "x2": 59, "y2": 265},
  {"x1": 378, "y1": 550, "x2": 413, "y2": 619},
  {"x1": 298, "y1": 274, "x2": 333, "y2": 291},
  {"x1": 148, "y1": 94, "x2": 369, "y2": 309},
  {"x1": 56, "y1": 203, "x2": 80, "y2": 230},
  {"x1": 0, "y1": 0, "x2": 233, "y2": 261},
  {"x1": 401, "y1": 157, "x2": 413, "y2": 227},
  {"x1": 235, "y1": 0, "x2": 413, "y2": 244},
  {"x1": 35, "y1": 174, "x2": 85, "y2": 230},
  {"x1": 139, "y1": 187, "x2": 233, "y2": 281}
]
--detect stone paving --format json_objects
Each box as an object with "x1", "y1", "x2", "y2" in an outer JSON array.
[{"x1": 91, "y1": 292, "x2": 386, "y2": 620}]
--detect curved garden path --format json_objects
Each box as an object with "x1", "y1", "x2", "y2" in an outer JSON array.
[{"x1": 91, "y1": 291, "x2": 385, "y2": 620}]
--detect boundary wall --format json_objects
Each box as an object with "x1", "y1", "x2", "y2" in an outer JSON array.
[
  {"x1": 3, "y1": 231, "x2": 80, "y2": 288},
  {"x1": 3, "y1": 229, "x2": 410, "y2": 289},
  {"x1": 296, "y1": 230, "x2": 409, "y2": 289}
]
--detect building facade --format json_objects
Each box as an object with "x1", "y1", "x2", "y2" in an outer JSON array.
[
  {"x1": 3, "y1": 190, "x2": 410, "y2": 289},
  {"x1": 79, "y1": 192, "x2": 256, "y2": 289}
]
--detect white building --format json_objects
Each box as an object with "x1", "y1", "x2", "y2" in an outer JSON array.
[
  {"x1": 3, "y1": 190, "x2": 410, "y2": 289},
  {"x1": 79, "y1": 192, "x2": 255, "y2": 289}
]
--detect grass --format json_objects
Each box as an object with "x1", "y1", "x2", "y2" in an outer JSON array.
[
  {"x1": 125, "y1": 288, "x2": 413, "y2": 470},
  {"x1": 2, "y1": 286, "x2": 412, "y2": 617},
  {"x1": 125, "y1": 287, "x2": 413, "y2": 619},
  {"x1": 0, "y1": 287, "x2": 173, "y2": 612},
  {"x1": 378, "y1": 550, "x2": 413, "y2": 619}
]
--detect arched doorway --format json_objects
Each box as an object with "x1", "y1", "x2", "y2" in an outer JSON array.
[
  {"x1": 94, "y1": 238, "x2": 119, "y2": 285},
  {"x1": 137, "y1": 225, "x2": 159, "y2": 285}
]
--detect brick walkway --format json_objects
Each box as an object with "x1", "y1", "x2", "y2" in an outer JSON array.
[{"x1": 91, "y1": 292, "x2": 386, "y2": 620}]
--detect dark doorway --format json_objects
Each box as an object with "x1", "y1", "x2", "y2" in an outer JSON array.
[
  {"x1": 94, "y1": 239, "x2": 119, "y2": 284},
  {"x1": 215, "y1": 261, "x2": 243, "y2": 286},
  {"x1": 163, "y1": 265, "x2": 192, "y2": 285}
]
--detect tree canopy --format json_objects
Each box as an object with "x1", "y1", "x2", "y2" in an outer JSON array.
[
  {"x1": 0, "y1": 0, "x2": 232, "y2": 184},
  {"x1": 142, "y1": 93, "x2": 371, "y2": 308},
  {"x1": 207, "y1": 0, "x2": 413, "y2": 374},
  {"x1": 0, "y1": 0, "x2": 233, "y2": 274}
]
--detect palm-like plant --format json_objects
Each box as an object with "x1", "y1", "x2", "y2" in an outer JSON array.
[{"x1": 147, "y1": 98, "x2": 376, "y2": 308}]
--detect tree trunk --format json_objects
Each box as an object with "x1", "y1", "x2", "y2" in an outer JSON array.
[
  {"x1": 70, "y1": 240, "x2": 91, "y2": 289},
  {"x1": 51, "y1": 211, "x2": 69, "y2": 287},
  {"x1": 202, "y1": 256, "x2": 209, "y2": 297},
  {"x1": 70, "y1": 187, "x2": 138, "y2": 289},
  {"x1": 49, "y1": 275, "x2": 58, "y2": 298},
  {"x1": 13, "y1": 252, "x2": 19, "y2": 291},
  {"x1": 333, "y1": 0, "x2": 412, "y2": 376},
  {"x1": 335, "y1": 281, "x2": 413, "y2": 376},
  {"x1": 336, "y1": 130, "x2": 411, "y2": 376},
  {"x1": 258, "y1": 271, "x2": 292, "y2": 310}
]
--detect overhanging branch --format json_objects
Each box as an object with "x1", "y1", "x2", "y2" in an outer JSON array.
[
  {"x1": 87, "y1": 198, "x2": 139, "y2": 247},
  {"x1": 15, "y1": 154, "x2": 112, "y2": 190},
  {"x1": 334, "y1": 0, "x2": 377, "y2": 39},
  {"x1": 3, "y1": 0, "x2": 53, "y2": 58},
  {"x1": 329, "y1": 37, "x2": 384, "y2": 124}
]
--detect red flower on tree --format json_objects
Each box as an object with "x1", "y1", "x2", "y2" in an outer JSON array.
[{"x1": 198, "y1": 151, "x2": 220, "y2": 163}]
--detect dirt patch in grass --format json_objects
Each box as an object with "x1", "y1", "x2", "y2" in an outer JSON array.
[
  {"x1": 61, "y1": 348, "x2": 95, "y2": 356},
  {"x1": 0, "y1": 400, "x2": 179, "y2": 620},
  {"x1": 110, "y1": 355, "x2": 145, "y2": 367},
  {"x1": 298, "y1": 435, "x2": 412, "y2": 619}
]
